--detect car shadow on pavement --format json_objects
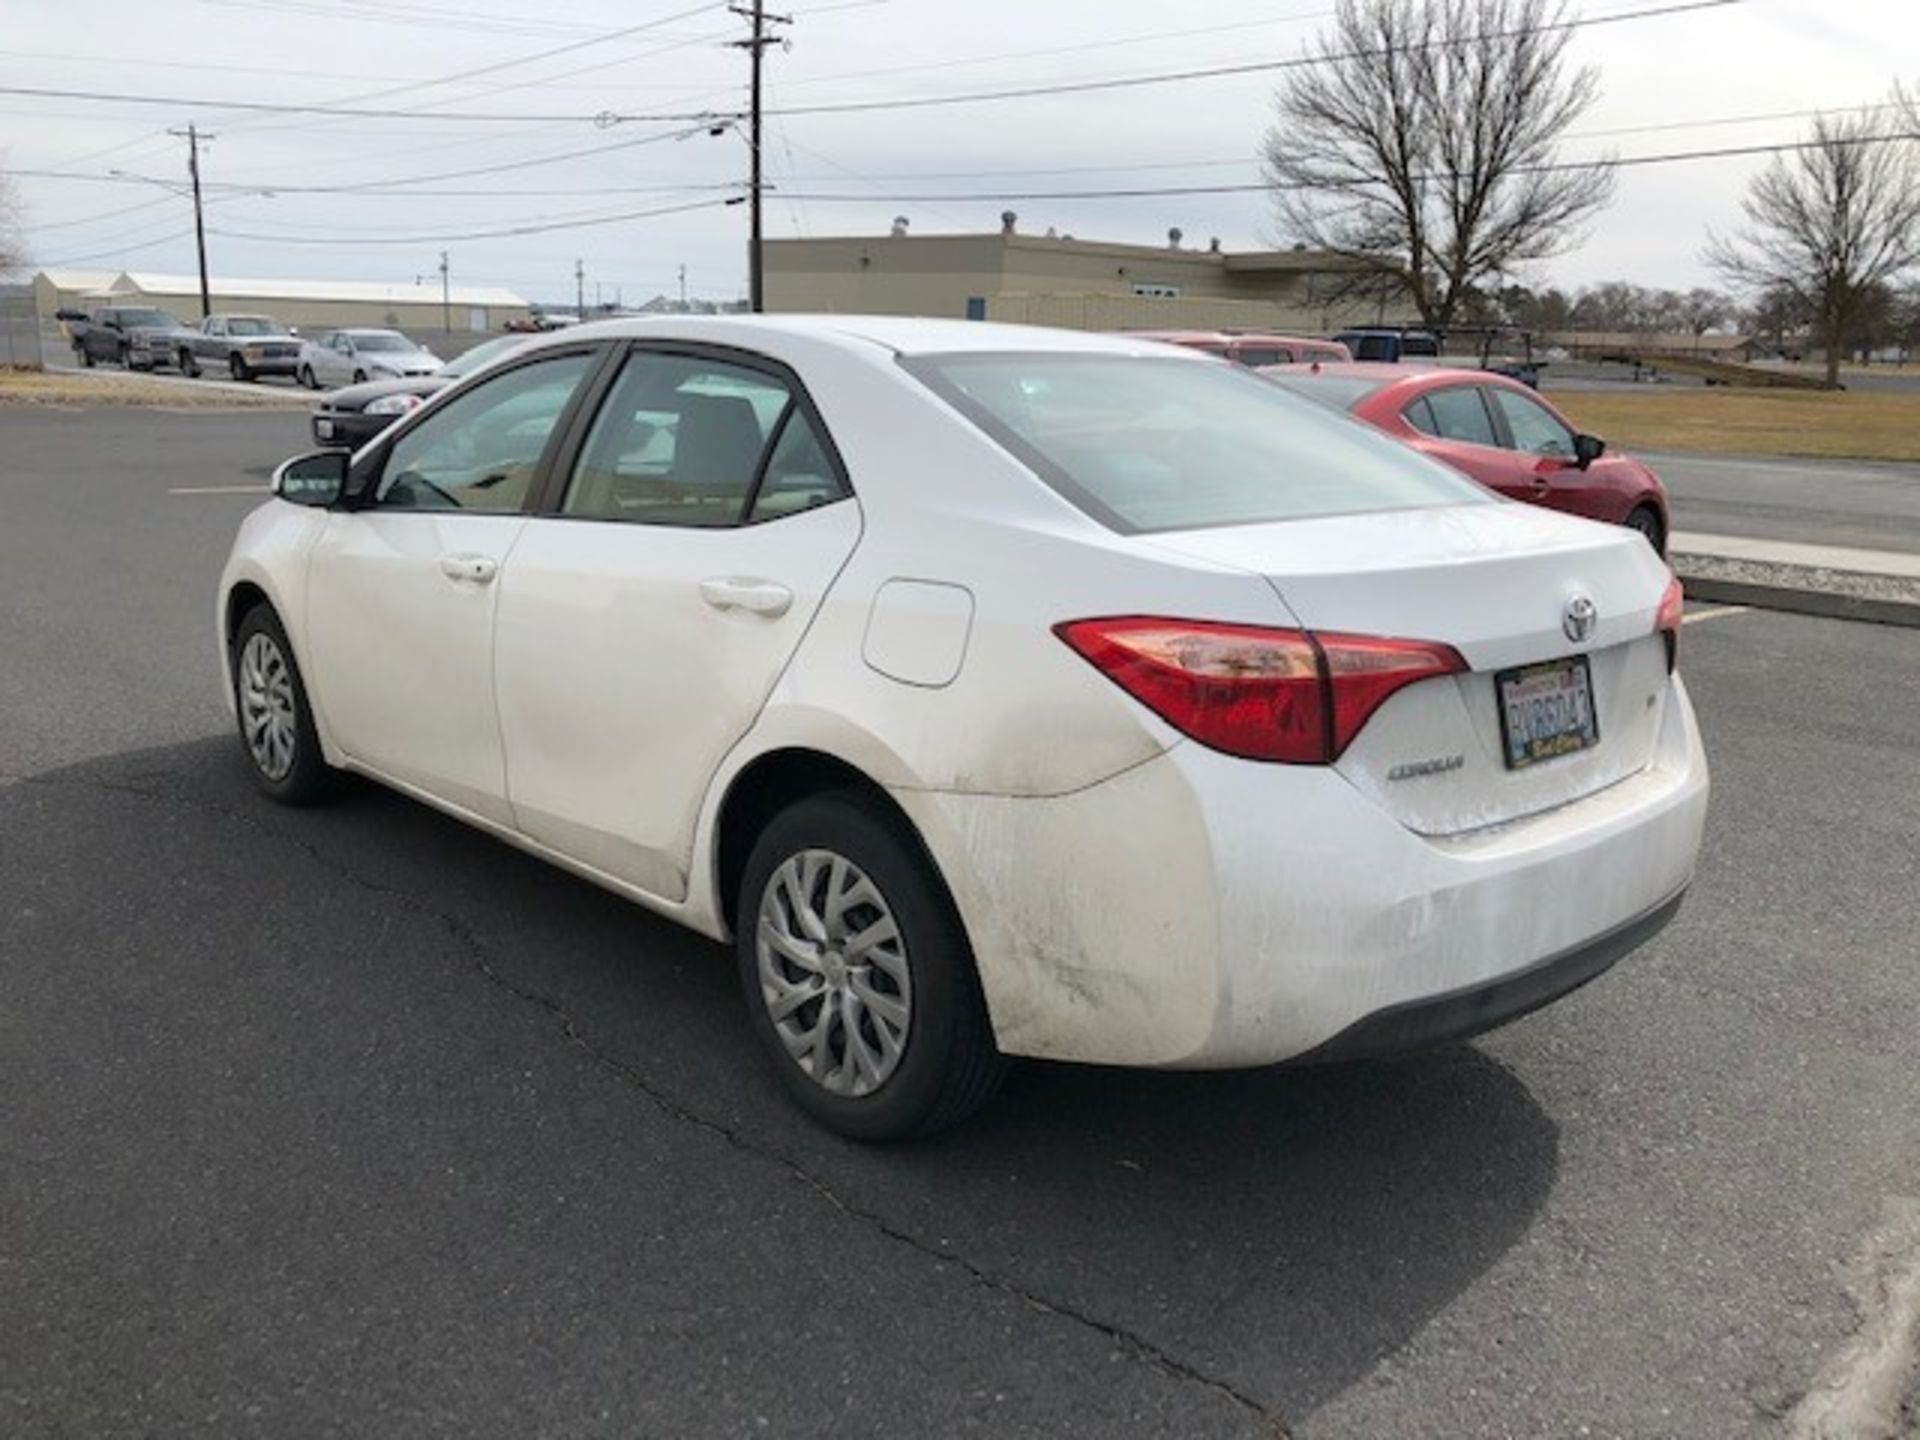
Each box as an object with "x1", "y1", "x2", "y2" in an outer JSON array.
[{"x1": 5, "y1": 735, "x2": 1561, "y2": 1431}]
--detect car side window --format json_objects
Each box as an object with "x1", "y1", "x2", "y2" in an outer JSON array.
[
  {"x1": 207, "y1": 319, "x2": 224, "y2": 337},
  {"x1": 748, "y1": 409, "x2": 842, "y2": 523},
  {"x1": 375, "y1": 352, "x2": 594, "y2": 513},
  {"x1": 1403, "y1": 396, "x2": 1439, "y2": 436},
  {"x1": 561, "y1": 352, "x2": 803, "y2": 527},
  {"x1": 1489, "y1": 388, "x2": 1576, "y2": 459},
  {"x1": 1234, "y1": 347, "x2": 1287, "y2": 367},
  {"x1": 1422, "y1": 387, "x2": 1501, "y2": 447}
]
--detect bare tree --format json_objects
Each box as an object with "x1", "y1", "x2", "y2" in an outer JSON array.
[
  {"x1": 1679, "y1": 287, "x2": 1733, "y2": 341},
  {"x1": 1706, "y1": 101, "x2": 1920, "y2": 386},
  {"x1": 1263, "y1": 0, "x2": 1615, "y2": 331}
]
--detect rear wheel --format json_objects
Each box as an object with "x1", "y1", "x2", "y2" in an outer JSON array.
[
  {"x1": 1625, "y1": 504, "x2": 1665, "y2": 554},
  {"x1": 231, "y1": 605, "x2": 332, "y2": 805},
  {"x1": 736, "y1": 793, "x2": 1004, "y2": 1141}
]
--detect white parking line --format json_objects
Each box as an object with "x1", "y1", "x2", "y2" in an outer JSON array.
[
  {"x1": 168, "y1": 485, "x2": 269, "y2": 495},
  {"x1": 1681, "y1": 604, "x2": 1752, "y2": 626}
]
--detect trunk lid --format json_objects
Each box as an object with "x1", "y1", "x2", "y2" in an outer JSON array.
[{"x1": 1146, "y1": 502, "x2": 1676, "y2": 836}]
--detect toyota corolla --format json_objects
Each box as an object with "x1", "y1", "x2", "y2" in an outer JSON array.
[{"x1": 217, "y1": 317, "x2": 1708, "y2": 1140}]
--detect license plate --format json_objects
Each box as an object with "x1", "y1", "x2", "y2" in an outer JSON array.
[
  {"x1": 1497, "y1": 656, "x2": 1599, "y2": 769},
  {"x1": 315, "y1": 418, "x2": 334, "y2": 438}
]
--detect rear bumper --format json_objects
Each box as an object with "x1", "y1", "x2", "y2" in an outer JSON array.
[
  {"x1": 897, "y1": 674, "x2": 1708, "y2": 1069},
  {"x1": 1297, "y1": 886, "x2": 1684, "y2": 1062}
]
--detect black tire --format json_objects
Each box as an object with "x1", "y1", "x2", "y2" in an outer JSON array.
[
  {"x1": 230, "y1": 604, "x2": 332, "y2": 806},
  {"x1": 297, "y1": 364, "x2": 317, "y2": 390},
  {"x1": 179, "y1": 348, "x2": 201, "y2": 378},
  {"x1": 80, "y1": 346, "x2": 96, "y2": 368},
  {"x1": 116, "y1": 342, "x2": 129, "y2": 367},
  {"x1": 1625, "y1": 504, "x2": 1665, "y2": 555},
  {"x1": 736, "y1": 792, "x2": 1005, "y2": 1141},
  {"x1": 230, "y1": 353, "x2": 252, "y2": 383},
  {"x1": 352, "y1": 369, "x2": 367, "y2": 384}
]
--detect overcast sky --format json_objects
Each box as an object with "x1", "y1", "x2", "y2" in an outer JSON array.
[{"x1": 3, "y1": 0, "x2": 1915, "y2": 306}]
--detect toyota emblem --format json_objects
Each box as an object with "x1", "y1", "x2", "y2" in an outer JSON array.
[{"x1": 1563, "y1": 594, "x2": 1597, "y2": 643}]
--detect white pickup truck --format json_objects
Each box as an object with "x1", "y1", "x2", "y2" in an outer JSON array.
[{"x1": 178, "y1": 314, "x2": 304, "y2": 382}]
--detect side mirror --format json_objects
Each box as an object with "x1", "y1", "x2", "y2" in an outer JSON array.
[
  {"x1": 272, "y1": 450, "x2": 349, "y2": 507},
  {"x1": 1573, "y1": 433, "x2": 1606, "y2": 470}
]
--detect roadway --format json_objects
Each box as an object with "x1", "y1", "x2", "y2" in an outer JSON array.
[{"x1": 3, "y1": 405, "x2": 1917, "y2": 1438}]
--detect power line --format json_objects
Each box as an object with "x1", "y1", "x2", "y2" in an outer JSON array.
[
  {"x1": 771, "y1": 132, "x2": 1920, "y2": 204},
  {"x1": 0, "y1": 82, "x2": 734, "y2": 125},
  {"x1": 754, "y1": 0, "x2": 1741, "y2": 118},
  {"x1": 206, "y1": 195, "x2": 737, "y2": 245}
]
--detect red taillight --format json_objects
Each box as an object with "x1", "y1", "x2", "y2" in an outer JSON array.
[
  {"x1": 1055, "y1": 617, "x2": 1465, "y2": 764},
  {"x1": 1656, "y1": 573, "x2": 1683, "y2": 671}
]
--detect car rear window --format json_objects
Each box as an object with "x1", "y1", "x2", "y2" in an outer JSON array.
[
  {"x1": 1260, "y1": 371, "x2": 1391, "y2": 411},
  {"x1": 902, "y1": 352, "x2": 1488, "y2": 534}
]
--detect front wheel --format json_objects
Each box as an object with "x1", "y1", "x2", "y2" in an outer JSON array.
[
  {"x1": 1625, "y1": 504, "x2": 1665, "y2": 555},
  {"x1": 297, "y1": 364, "x2": 317, "y2": 390},
  {"x1": 736, "y1": 794, "x2": 1004, "y2": 1141},
  {"x1": 229, "y1": 353, "x2": 252, "y2": 382},
  {"x1": 352, "y1": 369, "x2": 367, "y2": 384},
  {"x1": 80, "y1": 346, "x2": 96, "y2": 368},
  {"x1": 179, "y1": 349, "x2": 201, "y2": 378},
  {"x1": 231, "y1": 605, "x2": 332, "y2": 805}
]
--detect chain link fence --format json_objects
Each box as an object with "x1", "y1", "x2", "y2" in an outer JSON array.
[{"x1": 0, "y1": 284, "x2": 61, "y2": 370}]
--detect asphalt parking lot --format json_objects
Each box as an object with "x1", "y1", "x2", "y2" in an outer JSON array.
[{"x1": 3, "y1": 405, "x2": 1918, "y2": 1438}]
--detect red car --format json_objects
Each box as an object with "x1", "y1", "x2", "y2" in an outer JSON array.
[
  {"x1": 1264, "y1": 362, "x2": 1671, "y2": 553},
  {"x1": 1128, "y1": 329, "x2": 1353, "y2": 367}
]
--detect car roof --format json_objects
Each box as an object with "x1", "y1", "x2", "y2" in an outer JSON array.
[
  {"x1": 1274, "y1": 360, "x2": 1507, "y2": 385},
  {"x1": 1124, "y1": 328, "x2": 1337, "y2": 346},
  {"x1": 539, "y1": 314, "x2": 1219, "y2": 360}
]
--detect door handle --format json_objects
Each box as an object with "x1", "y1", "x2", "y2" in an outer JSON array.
[
  {"x1": 439, "y1": 553, "x2": 498, "y2": 584},
  {"x1": 700, "y1": 577, "x2": 793, "y2": 617}
]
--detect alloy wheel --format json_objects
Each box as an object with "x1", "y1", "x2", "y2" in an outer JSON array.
[
  {"x1": 756, "y1": 849, "x2": 913, "y2": 1097},
  {"x1": 237, "y1": 631, "x2": 298, "y2": 781}
]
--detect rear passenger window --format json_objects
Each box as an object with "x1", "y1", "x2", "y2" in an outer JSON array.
[
  {"x1": 1422, "y1": 387, "x2": 1500, "y2": 447},
  {"x1": 563, "y1": 352, "x2": 842, "y2": 527},
  {"x1": 1403, "y1": 397, "x2": 1439, "y2": 435}
]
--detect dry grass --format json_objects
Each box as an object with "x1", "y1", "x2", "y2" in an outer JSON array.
[
  {"x1": 0, "y1": 367, "x2": 303, "y2": 409},
  {"x1": 1554, "y1": 388, "x2": 1920, "y2": 462}
]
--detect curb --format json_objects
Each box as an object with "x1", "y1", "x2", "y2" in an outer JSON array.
[{"x1": 1674, "y1": 555, "x2": 1920, "y2": 629}]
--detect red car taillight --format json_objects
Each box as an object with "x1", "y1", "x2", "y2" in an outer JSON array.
[
  {"x1": 1054, "y1": 617, "x2": 1466, "y2": 764},
  {"x1": 1656, "y1": 573, "x2": 1684, "y2": 671}
]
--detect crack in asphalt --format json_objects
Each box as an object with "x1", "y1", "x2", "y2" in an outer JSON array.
[{"x1": 17, "y1": 767, "x2": 1292, "y2": 1440}]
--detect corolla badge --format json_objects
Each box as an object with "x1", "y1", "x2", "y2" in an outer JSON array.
[{"x1": 1563, "y1": 594, "x2": 1597, "y2": 643}]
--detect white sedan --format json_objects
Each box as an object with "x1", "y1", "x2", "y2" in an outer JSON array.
[
  {"x1": 218, "y1": 316, "x2": 1708, "y2": 1140},
  {"x1": 297, "y1": 327, "x2": 444, "y2": 389}
]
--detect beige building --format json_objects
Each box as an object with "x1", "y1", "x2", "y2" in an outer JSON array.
[
  {"x1": 32, "y1": 269, "x2": 532, "y2": 336},
  {"x1": 765, "y1": 224, "x2": 1377, "y2": 335}
]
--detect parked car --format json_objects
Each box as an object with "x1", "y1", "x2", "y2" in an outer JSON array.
[
  {"x1": 1264, "y1": 362, "x2": 1673, "y2": 553},
  {"x1": 61, "y1": 305, "x2": 189, "y2": 371},
  {"x1": 1127, "y1": 329, "x2": 1352, "y2": 366},
  {"x1": 180, "y1": 314, "x2": 304, "y2": 382},
  {"x1": 296, "y1": 328, "x2": 443, "y2": 389},
  {"x1": 1333, "y1": 327, "x2": 1442, "y2": 362},
  {"x1": 308, "y1": 333, "x2": 532, "y2": 449},
  {"x1": 219, "y1": 317, "x2": 1706, "y2": 1140}
]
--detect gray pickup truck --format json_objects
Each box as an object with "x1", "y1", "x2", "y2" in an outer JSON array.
[
  {"x1": 59, "y1": 305, "x2": 190, "y2": 371},
  {"x1": 177, "y1": 314, "x2": 304, "y2": 382}
]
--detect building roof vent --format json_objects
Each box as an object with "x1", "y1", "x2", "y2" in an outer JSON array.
[
  {"x1": 890, "y1": 216, "x2": 910, "y2": 237},
  {"x1": 1168, "y1": 226, "x2": 1183, "y2": 249},
  {"x1": 1208, "y1": 236, "x2": 1222, "y2": 254},
  {"x1": 1000, "y1": 210, "x2": 1018, "y2": 235}
]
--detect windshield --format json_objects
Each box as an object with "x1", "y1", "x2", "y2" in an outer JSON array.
[
  {"x1": 442, "y1": 334, "x2": 527, "y2": 379},
  {"x1": 353, "y1": 333, "x2": 417, "y2": 353},
  {"x1": 1260, "y1": 371, "x2": 1391, "y2": 412},
  {"x1": 903, "y1": 353, "x2": 1487, "y2": 534},
  {"x1": 225, "y1": 316, "x2": 280, "y2": 336}
]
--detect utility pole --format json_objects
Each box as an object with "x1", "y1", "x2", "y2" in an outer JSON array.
[
  {"x1": 678, "y1": 264, "x2": 687, "y2": 309},
  {"x1": 731, "y1": 2, "x2": 789, "y2": 313},
  {"x1": 575, "y1": 258, "x2": 585, "y2": 318},
  {"x1": 169, "y1": 123, "x2": 213, "y2": 320},
  {"x1": 438, "y1": 250, "x2": 451, "y2": 334}
]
